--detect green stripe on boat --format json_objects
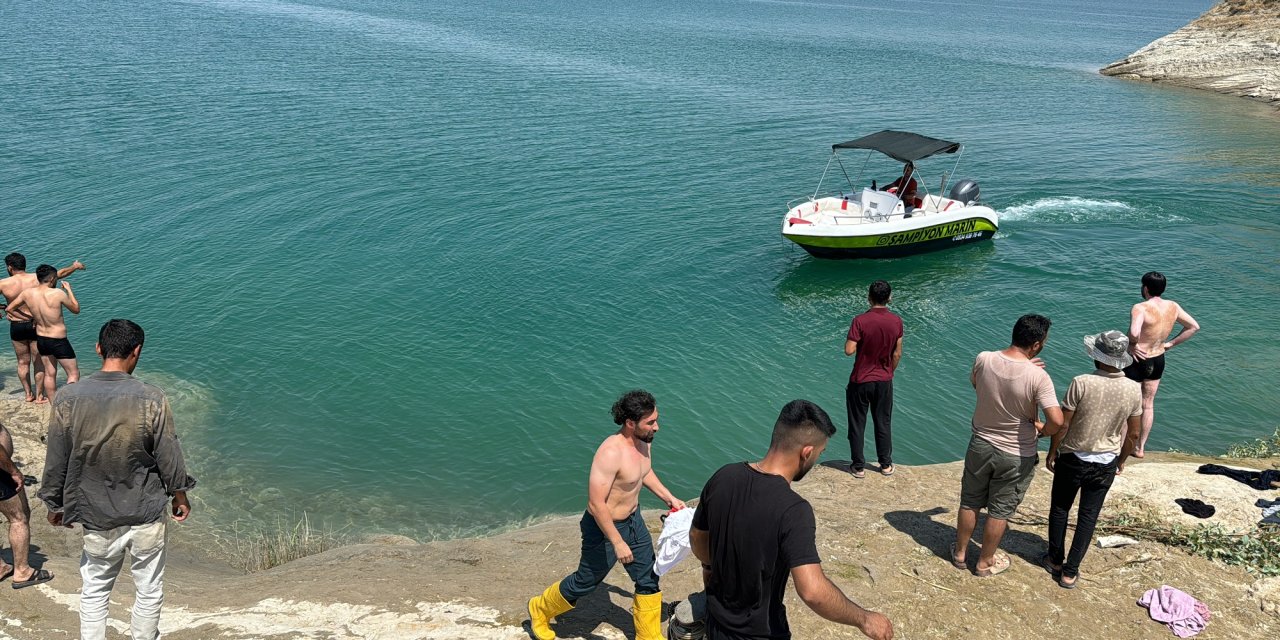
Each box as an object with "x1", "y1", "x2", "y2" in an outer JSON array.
[{"x1": 785, "y1": 218, "x2": 998, "y2": 248}]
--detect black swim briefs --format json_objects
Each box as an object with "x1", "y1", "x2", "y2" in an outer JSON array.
[
  {"x1": 8, "y1": 321, "x2": 36, "y2": 342},
  {"x1": 36, "y1": 336, "x2": 76, "y2": 360},
  {"x1": 0, "y1": 473, "x2": 17, "y2": 502},
  {"x1": 1123, "y1": 353, "x2": 1165, "y2": 382}
]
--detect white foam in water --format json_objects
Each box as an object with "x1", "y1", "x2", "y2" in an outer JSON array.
[
  {"x1": 1000, "y1": 196, "x2": 1130, "y2": 221},
  {"x1": 999, "y1": 196, "x2": 1186, "y2": 224}
]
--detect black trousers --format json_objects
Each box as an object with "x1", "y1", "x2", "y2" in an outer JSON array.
[
  {"x1": 1047, "y1": 453, "x2": 1118, "y2": 578},
  {"x1": 846, "y1": 380, "x2": 893, "y2": 471}
]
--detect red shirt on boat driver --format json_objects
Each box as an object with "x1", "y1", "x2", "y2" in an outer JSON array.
[{"x1": 847, "y1": 308, "x2": 904, "y2": 383}]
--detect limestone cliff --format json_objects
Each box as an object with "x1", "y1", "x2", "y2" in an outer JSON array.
[{"x1": 1101, "y1": 0, "x2": 1280, "y2": 106}]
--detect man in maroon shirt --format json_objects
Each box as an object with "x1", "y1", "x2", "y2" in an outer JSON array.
[{"x1": 844, "y1": 281, "x2": 904, "y2": 478}]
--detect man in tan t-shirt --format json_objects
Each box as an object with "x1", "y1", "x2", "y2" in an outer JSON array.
[
  {"x1": 1043, "y1": 330, "x2": 1142, "y2": 589},
  {"x1": 952, "y1": 314, "x2": 1064, "y2": 577},
  {"x1": 1123, "y1": 271, "x2": 1199, "y2": 458}
]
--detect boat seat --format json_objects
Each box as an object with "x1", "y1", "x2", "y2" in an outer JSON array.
[
  {"x1": 922, "y1": 194, "x2": 963, "y2": 212},
  {"x1": 861, "y1": 188, "x2": 900, "y2": 221}
]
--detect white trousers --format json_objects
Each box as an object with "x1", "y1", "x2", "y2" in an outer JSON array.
[{"x1": 79, "y1": 519, "x2": 167, "y2": 640}]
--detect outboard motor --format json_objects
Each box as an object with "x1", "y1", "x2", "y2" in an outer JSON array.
[{"x1": 949, "y1": 179, "x2": 981, "y2": 205}]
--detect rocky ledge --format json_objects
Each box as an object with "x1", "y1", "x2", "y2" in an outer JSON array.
[
  {"x1": 1, "y1": 396, "x2": 1278, "y2": 638},
  {"x1": 1101, "y1": 0, "x2": 1280, "y2": 106}
]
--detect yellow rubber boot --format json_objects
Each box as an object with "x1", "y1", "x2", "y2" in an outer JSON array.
[
  {"x1": 527, "y1": 581, "x2": 573, "y2": 640},
  {"x1": 632, "y1": 591, "x2": 663, "y2": 640}
]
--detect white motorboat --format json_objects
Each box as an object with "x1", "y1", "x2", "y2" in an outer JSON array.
[{"x1": 782, "y1": 130, "x2": 998, "y2": 259}]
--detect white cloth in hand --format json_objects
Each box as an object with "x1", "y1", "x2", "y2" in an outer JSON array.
[{"x1": 654, "y1": 507, "x2": 696, "y2": 577}]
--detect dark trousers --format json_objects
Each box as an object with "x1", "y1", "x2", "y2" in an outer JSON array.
[
  {"x1": 559, "y1": 510, "x2": 659, "y2": 603},
  {"x1": 1047, "y1": 453, "x2": 1118, "y2": 578},
  {"x1": 846, "y1": 380, "x2": 893, "y2": 471}
]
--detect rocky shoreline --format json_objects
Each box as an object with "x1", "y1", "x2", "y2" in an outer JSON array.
[
  {"x1": 1, "y1": 396, "x2": 1278, "y2": 638},
  {"x1": 1100, "y1": 0, "x2": 1280, "y2": 107}
]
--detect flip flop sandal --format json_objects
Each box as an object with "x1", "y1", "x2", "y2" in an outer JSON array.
[
  {"x1": 1040, "y1": 554, "x2": 1062, "y2": 576},
  {"x1": 12, "y1": 568, "x2": 53, "y2": 590},
  {"x1": 880, "y1": 465, "x2": 895, "y2": 476},
  {"x1": 0, "y1": 566, "x2": 13, "y2": 582},
  {"x1": 949, "y1": 544, "x2": 967, "y2": 570},
  {"x1": 1057, "y1": 574, "x2": 1078, "y2": 589},
  {"x1": 976, "y1": 553, "x2": 1011, "y2": 577},
  {"x1": 849, "y1": 468, "x2": 865, "y2": 479}
]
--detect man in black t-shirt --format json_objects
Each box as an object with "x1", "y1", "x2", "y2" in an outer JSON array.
[{"x1": 690, "y1": 400, "x2": 894, "y2": 640}]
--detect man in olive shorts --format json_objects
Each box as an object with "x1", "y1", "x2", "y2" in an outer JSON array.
[{"x1": 953, "y1": 315, "x2": 1064, "y2": 577}]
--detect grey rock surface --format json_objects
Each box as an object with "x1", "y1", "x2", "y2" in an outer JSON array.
[{"x1": 1101, "y1": 0, "x2": 1280, "y2": 106}]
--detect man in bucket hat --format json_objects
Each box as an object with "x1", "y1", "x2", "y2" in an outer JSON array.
[{"x1": 1042, "y1": 330, "x2": 1142, "y2": 589}]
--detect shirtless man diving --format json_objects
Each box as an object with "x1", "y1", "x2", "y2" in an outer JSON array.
[
  {"x1": 1125, "y1": 271, "x2": 1200, "y2": 457},
  {"x1": 526, "y1": 390, "x2": 686, "y2": 640},
  {"x1": 0, "y1": 254, "x2": 84, "y2": 403},
  {"x1": 5, "y1": 265, "x2": 82, "y2": 403}
]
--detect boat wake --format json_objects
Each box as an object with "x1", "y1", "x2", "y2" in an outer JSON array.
[
  {"x1": 998, "y1": 197, "x2": 1186, "y2": 224},
  {"x1": 184, "y1": 0, "x2": 746, "y2": 102}
]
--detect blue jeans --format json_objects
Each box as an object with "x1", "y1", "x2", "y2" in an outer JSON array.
[{"x1": 559, "y1": 510, "x2": 659, "y2": 603}]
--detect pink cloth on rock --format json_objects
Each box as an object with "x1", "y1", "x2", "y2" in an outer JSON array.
[{"x1": 1138, "y1": 585, "x2": 1211, "y2": 638}]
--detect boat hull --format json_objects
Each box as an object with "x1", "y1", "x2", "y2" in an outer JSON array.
[{"x1": 783, "y1": 214, "x2": 997, "y2": 259}]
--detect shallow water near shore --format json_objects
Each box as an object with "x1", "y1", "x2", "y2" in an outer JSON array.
[{"x1": 2, "y1": 0, "x2": 1277, "y2": 540}]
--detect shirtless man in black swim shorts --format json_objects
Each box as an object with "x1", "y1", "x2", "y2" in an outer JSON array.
[
  {"x1": 1125, "y1": 272, "x2": 1200, "y2": 458},
  {"x1": 5, "y1": 265, "x2": 81, "y2": 403},
  {"x1": 0, "y1": 422, "x2": 53, "y2": 588},
  {"x1": 1, "y1": 254, "x2": 84, "y2": 403}
]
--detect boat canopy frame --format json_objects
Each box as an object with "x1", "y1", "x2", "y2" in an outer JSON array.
[{"x1": 810, "y1": 130, "x2": 967, "y2": 205}]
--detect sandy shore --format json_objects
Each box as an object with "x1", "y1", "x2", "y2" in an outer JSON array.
[{"x1": 1, "y1": 397, "x2": 1277, "y2": 639}]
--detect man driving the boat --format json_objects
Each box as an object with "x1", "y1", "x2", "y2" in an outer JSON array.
[{"x1": 884, "y1": 163, "x2": 919, "y2": 213}]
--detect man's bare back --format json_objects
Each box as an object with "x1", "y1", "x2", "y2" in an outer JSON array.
[
  {"x1": 1130, "y1": 298, "x2": 1179, "y2": 358},
  {"x1": 0, "y1": 274, "x2": 40, "y2": 324},
  {"x1": 1129, "y1": 297, "x2": 1197, "y2": 360},
  {"x1": 15, "y1": 285, "x2": 76, "y2": 339},
  {"x1": 1, "y1": 262, "x2": 83, "y2": 325}
]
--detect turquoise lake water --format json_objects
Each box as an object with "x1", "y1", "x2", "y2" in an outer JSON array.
[{"x1": 3, "y1": 0, "x2": 1278, "y2": 539}]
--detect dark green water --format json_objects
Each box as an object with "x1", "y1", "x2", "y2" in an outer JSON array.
[{"x1": 2, "y1": 0, "x2": 1276, "y2": 538}]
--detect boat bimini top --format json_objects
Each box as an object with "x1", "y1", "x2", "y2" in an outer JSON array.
[
  {"x1": 814, "y1": 129, "x2": 966, "y2": 201},
  {"x1": 832, "y1": 130, "x2": 960, "y2": 163}
]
